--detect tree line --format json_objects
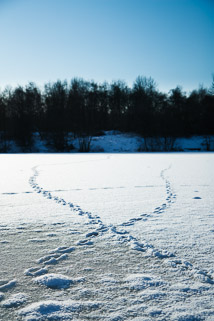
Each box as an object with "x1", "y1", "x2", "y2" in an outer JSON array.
[{"x1": 0, "y1": 76, "x2": 213, "y2": 151}]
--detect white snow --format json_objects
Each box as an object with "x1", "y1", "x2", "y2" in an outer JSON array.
[
  {"x1": 87, "y1": 131, "x2": 141, "y2": 152},
  {"x1": 33, "y1": 273, "x2": 78, "y2": 289},
  {"x1": 18, "y1": 300, "x2": 100, "y2": 320},
  {"x1": 24, "y1": 267, "x2": 48, "y2": 277},
  {"x1": 0, "y1": 280, "x2": 16, "y2": 292},
  {"x1": 125, "y1": 274, "x2": 164, "y2": 290},
  {"x1": 49, "y1": 246, "x2": 75, "y2": 254},
  {"x1": 0, "y1": 153, "x2": 214, "y2": 320},
  {"x1": 1, "y1": 293, "x2": 28, "y2": 308}
]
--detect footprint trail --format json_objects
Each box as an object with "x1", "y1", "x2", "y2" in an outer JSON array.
[{"x1": 28, "y1": 162, "x2": 214, "y2": 285}]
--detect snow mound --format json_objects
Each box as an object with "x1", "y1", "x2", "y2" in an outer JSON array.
[
  {"x1": 85, "y1": 131, "x2": 141, "y2": 153},
  {"x1": 1, "y1": 293, "x2": 28, "y2": 308},
  {"x1": 33, "y1": 274, "x2": 77, "y2": 289},
  {"x1": 18, "y1": 299, "x2": 100, "y2": 320},
  {"x1": 125, "y1": 274, "x2": 164, "y2": 290}
]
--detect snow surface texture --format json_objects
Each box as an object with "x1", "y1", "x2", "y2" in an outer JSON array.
[{"x1": 0, "y1": 153, "x2": 214, "y2": 320}]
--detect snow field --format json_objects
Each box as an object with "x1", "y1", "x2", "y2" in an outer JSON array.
[{"x1": 0, "y1": 153, "x2": 214, "y2": 320}]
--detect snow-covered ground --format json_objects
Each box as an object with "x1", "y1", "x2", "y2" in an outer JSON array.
[
  {"x1": 2, "y1": 131, "x2": 214, "y2": 153},
  {"x1": 0, "y1": 153, "x2": 214, "y2": 320}
]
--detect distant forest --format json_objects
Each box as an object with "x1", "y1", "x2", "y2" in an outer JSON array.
[{"x1": 0, "y1": 76, "x2": 214, "y2": 152}]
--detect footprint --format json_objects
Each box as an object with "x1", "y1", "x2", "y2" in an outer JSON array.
[
  {"x1": 140, "y1": 214, "x2": 151, "y2": 218},
  {"x1": 49, "y1": 246, "x2": 75, "y2": 254},
  {"x1": 43, "y1": 258, "x2": 58, "y2": 265},
  {"x1": 55, "y1": 254, "x2": 68, "y2": 262},
  {"x1": 76, "y1": 240, "x2": 93, "y2": 246},
  {"x1": 86, "y1": 231, "x2": 99, "y2": 238},
  {"x1": 24, "y1": 267, "x2": 48, "y2": 277},
  {"x1": 0, "y1": 280, "x2": 16, "y2": 291},
  {"x1": 37, "y1": 254, "x2": 61, "y2": 264},
  {"x1": 129, "y1": 218, "x2": 142, "y2": 222},
  {"x1": 121, "y1": 222, "x2": 134, "y2": 227},
  {"x1": 1, "y1": 293, "x2": 28, "y2": 308},
  {"x1": 111, "y1": 227, "x2": 128, "y2": 235},
  {"x1": 96, "y1": 226, "x2": 108, "y2": 232}
]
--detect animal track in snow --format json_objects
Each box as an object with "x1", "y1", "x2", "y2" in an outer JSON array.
[
  {"x1": 24, "y1": 246, "x2": 76, "y2": 283},
  {"x1": 29, "y1": 166, "x2": 108, "y2": 234},
  {"x1": 49, "y1": 246, "x2": 75, "y2": 254},
  {"x1": 24, "y1": 267, "x2": 48, "y2": 277},
  {"x1": 76, "y1": 239, "x2": 94, "y2": 246},
  {"x1": 29, "y1": 164, "x2": 178, "y2": 264},
  {"x1": 164, "y1": 259, "x2": 214, "y2": 284},
  {"x1": 0, "y1": 280, "x2": 16, "y2": 292},
  {"x1": 28, "y1": 162, "x2": 214, "y2": 285},
  {"x1": 120, "y1": 165, "x2": 177, "y2": 228},
  {"x1": 29, "y1": 163, "x2": 176, "y2": 238}
]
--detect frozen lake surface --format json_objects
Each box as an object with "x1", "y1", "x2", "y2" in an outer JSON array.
[{"x1": 0, "y1": 153, "x2": 214, "y2": 320}]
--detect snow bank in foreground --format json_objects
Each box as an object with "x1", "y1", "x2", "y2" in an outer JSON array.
[{"x1": 18, "y1": 300, "x2": 100, "y2": 320}]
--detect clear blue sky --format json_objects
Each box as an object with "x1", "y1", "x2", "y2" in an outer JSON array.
[{"x1": 0, "y1": 0, "x2": 213, "y2": 93}]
